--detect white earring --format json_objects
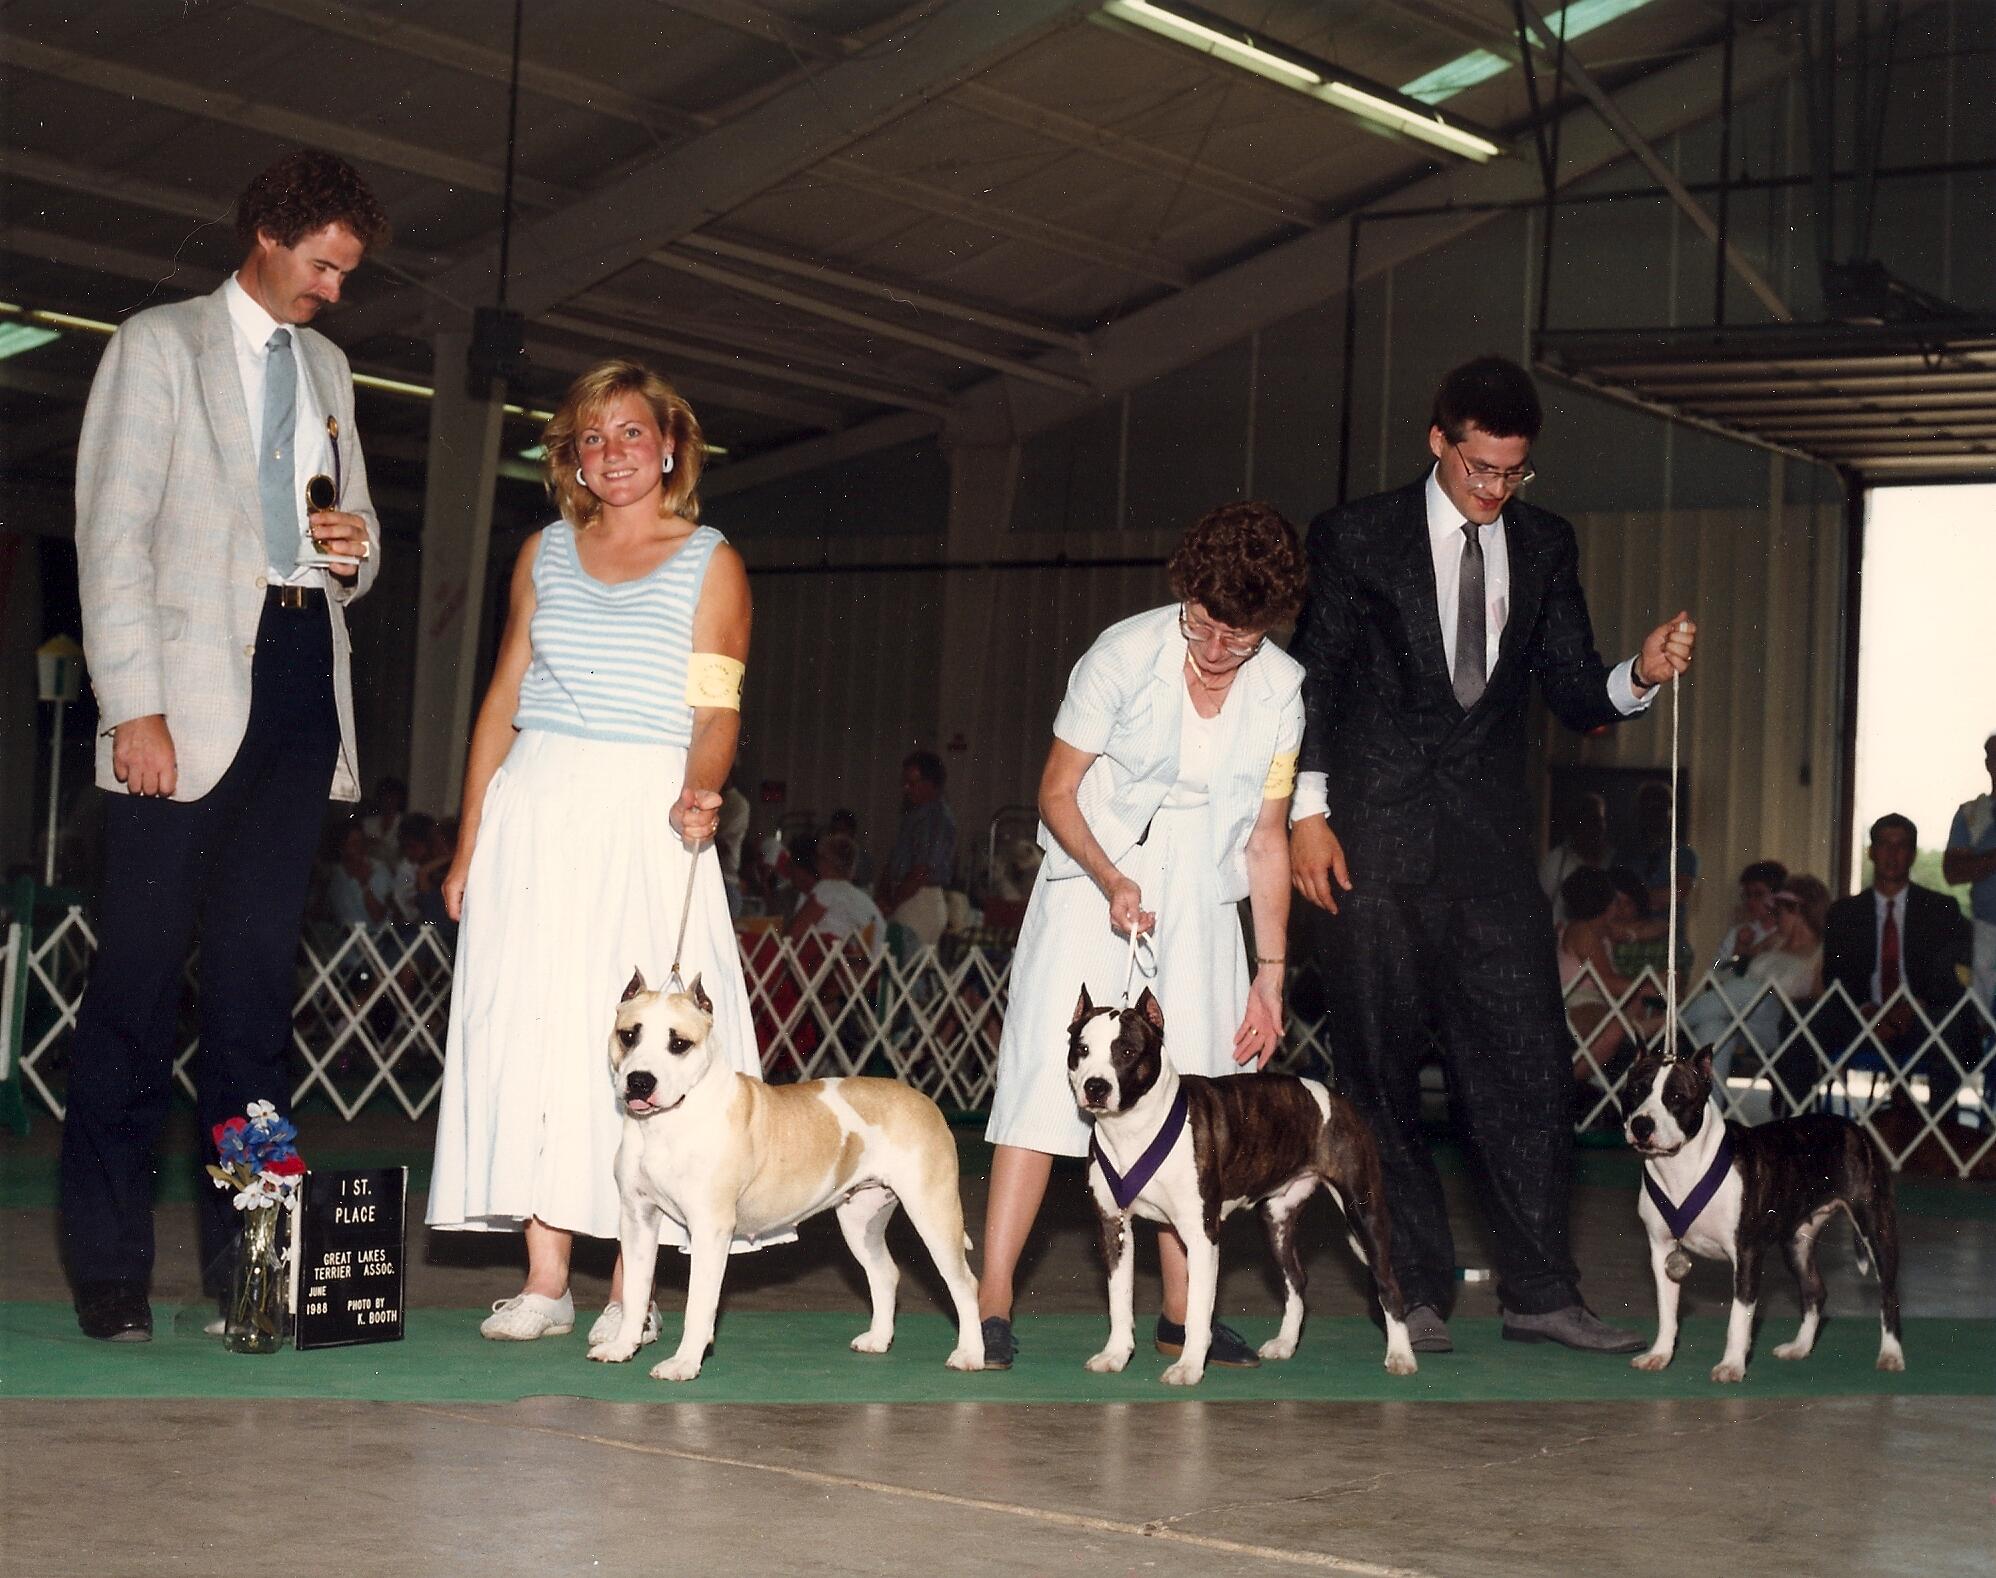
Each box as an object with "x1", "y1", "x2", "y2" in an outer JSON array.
[
  {"x1": 576, "y1": 468, "x2": 586, "y2": 487},
  {"x1": 663, "y1": 453, "x2": 676, "y2": 476}
]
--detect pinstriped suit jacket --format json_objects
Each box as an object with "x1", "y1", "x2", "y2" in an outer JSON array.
[
  {"x1": 75, "y1": 280, "x2": 380, "y2": 803},
  {"x1": 1292, "y1": 476, "x2": 1623, "y2": 896}
]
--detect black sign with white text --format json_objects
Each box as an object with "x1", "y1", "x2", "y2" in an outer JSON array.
[{"x1": 295, "y1": 1167, "x2": 407, "y2": 1350}]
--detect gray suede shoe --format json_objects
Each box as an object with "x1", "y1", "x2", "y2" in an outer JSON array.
[
  {"x1": 1403, "y1": 1304, "x2": 1453, "y2": 1353},
  {"x1": 1501, "y1": 1304, "x2": 1646, "y2": 1354}
]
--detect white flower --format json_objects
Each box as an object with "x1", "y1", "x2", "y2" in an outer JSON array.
[
  {"x1": 232, "y1": 1187, "x2": 266, "y2": 1211},
  {"x1": 245, "y1": 1099, "x2": 278, "y2": 1122}
]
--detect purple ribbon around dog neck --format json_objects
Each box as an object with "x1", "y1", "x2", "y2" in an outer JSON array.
[
  {"x1": 1089, "y1": 1083, "x2": 1189, "y2": 1210},
  {"x1": 1643, "y1": 1129, "x2": 1735, "y2": 1241}
]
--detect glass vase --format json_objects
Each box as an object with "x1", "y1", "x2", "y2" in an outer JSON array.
[{"x1": 225, "y1": 1204, "x2": 287, "y2": 1354}]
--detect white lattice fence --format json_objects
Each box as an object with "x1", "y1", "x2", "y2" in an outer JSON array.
[{"x1": 4, "y1": 911, "x2": 1991, "y2": 1176}]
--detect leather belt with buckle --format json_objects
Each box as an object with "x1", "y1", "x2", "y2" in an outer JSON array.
[{"x1": 269, "y1": 585, "x2": 324, "y2": 610}]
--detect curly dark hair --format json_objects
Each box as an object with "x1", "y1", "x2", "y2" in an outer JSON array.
[
  {"x1": 1166, "y1": 501, "x2": 1307, "y2": 629},
  {"x1": 235, "y1": 148, "x2": 391, "y2": 254}
]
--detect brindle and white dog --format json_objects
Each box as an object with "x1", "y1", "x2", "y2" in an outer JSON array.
[
  {"x1": 1621, "y1": 1043, "x2": 1904, "y2": 1382},
  {"x1": 590, "y1": 970, "x2": 985, "y2": 1380},
  {"x1": 1067, "y1": 987, "x2": 1417, "y2": 1385}
]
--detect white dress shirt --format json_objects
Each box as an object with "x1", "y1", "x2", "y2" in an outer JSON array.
[
  {"x1": 1293, "y1": 467, "x2": 1650, "y2": 822},
  {"x1": 225, "y1": 274, "x2": 329, "y2": 588}
]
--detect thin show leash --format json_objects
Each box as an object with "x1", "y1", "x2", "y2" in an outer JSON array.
[
  {"x1": 1664, "y1": 655, "x2": 1681, "y2": 1058},
  {"x1": 666, "y1": 829, "x2": 706, "y2": 995},
  {"x1": 1118, "y1": 917, "x2": 1158, "y2": 1009}
]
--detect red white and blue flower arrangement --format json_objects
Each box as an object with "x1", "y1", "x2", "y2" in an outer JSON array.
[{"x1": 207, "y1": 1100, "x2": 305, "y2": 1351}]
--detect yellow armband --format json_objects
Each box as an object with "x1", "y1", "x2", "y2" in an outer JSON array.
[
  {"x1": 685, "y1": 653, "x2": 745, "y2": 710},
  {"x1": 1262, "y1": 751, "x2": 1298, "y2": 800}
]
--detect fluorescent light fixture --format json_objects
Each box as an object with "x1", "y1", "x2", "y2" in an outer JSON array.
[
  {"x1": 1101, "y1": 0, "x2": 1500, "y2": 162},
  {"x1": 1326, "y1": 82, "x2": 1502, "y2": 162},
  {"x1": 1400, "y1": 0, "x2": 1660, "y2": 106},
  {"x1": 0, "y1": 322, "x2": 60, "y2": 360},
  {"x1": 518, "y1": 442, "x2": 548, "y2": 462},
  {"x1": 1109, "y1": 0, "x2": 1321, "y2": 85}
]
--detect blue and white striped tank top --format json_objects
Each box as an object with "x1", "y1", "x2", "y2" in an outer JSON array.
[{"x1": 513, "y1": 521, "x2": 724, "y2": 746}]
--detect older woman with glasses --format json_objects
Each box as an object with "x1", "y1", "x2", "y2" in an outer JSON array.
[{"x1": 977, "y1": 501, "x2": 1309, "y2": 1371}]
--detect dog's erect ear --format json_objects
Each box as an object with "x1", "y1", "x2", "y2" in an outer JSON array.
[
  {"x1": 1071, "y1": 984, "x2": 1094, "y2": 1027},
  {"x1": 1136, "y1": 987, "x2": 1164, "y2": 1032},
  {"x1": 622, "y1": 968, "x2": 647, "y2": 1002},
  {"x1": 1693, "y1": 1045, "x2": 1715, "y2": 1076},
  {"x1": 689, "y1": 973, "x2": 714, "y2": 1016}
]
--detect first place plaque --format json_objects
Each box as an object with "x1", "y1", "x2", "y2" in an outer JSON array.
[{"x1": 295, "y1": 1167, "x2": 407, "y2": 1350}]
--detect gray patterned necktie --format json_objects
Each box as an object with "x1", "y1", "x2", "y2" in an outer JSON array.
[
  {"x1": 259, "y1": 327, "x2": 297, "y2": 571},
  {"x1": 1452, "y1": 521, "x2": 1486, "y2": 710}
]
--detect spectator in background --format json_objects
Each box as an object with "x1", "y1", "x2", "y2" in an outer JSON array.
[
  {"x1": 361, "y1": 774, "x2": 407, "y2": 862},
  {"x1": 1711, "y1": 859, "x2": 1789, "y2": 973},
  {"x1": 1808, "y1": 814, "x2": 1972, "y2": 1118},
  {"x1": 1944, "y1": 732, "x2": 1996, "y2": 1017},
  {"x1": 390, "y1": 811, "x2": 434, "y2": 924},
  {"x1": 1617, "y1": 779, "x2": 1697, "y2": 964},
  {"x1": 716, "y1": 776, "x2": 751, "y2": 918},
  {"x1": 1556, "y1": 866, "x2": 1657, "y2": 1080},
  {"x1": 877, "y1": 751, "x2": 956, "y2": 947},
  {"x1": 785, "y1": 832, "x2": 886, "y2": 959},
  {"x1": 1540, "y1": 792, "x2": 1609, "y2": 925},
  {"x1": 326, "y1": 818, "x2": 392, "y2": 931},
  {"x1": 1681, "y1": 875, "x2": 1826, "y2": 1089},
  {"x1": 828, "y1": 808, "x2": 875, "y2": 888}
]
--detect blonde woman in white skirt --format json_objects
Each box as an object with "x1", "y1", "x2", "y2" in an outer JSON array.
[
  {"x1": 979, "y1": 502, "x2": 1309, "y2": 1370},
  {"x1": 429, "y1": 359, "x2": 775, "y2": 1343}
]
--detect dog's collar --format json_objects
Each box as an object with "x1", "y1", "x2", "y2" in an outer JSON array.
[
  {"x1": 1643, "y1": 1127, "x2": 1735, "y2": 1240},
  {"x1": 1090, "y1": 1083, "x2": 1189, "y2": 1211}
]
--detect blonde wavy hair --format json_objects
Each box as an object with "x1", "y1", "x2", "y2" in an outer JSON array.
[{"x1": 542, "y1": 359, "x2": 706, "y2": 528}]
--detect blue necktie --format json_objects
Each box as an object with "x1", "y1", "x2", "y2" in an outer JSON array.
[{"x1": 259, "y1": 328, "x2": 297, "y2": 571}]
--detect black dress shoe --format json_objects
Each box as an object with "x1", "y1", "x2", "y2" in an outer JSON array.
[
  {"x1": 1155, "y1": 1316, "x2": 1261, "y2": 1368},
  {"x1": 76, "y1": 1281, "x2": 153, "y2": 1343}
]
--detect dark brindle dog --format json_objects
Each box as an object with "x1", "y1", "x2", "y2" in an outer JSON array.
[
  {"x1": 1621, "y1": 1044, "x2": 1904, "y2": 1382},
  {"x1": 1066, "y1": 986, "x2": 1416, "y2": 1385}
]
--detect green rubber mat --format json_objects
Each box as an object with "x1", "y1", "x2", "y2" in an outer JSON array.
[{"x1": 1, "y1": 1305, "x2": 1987, "y2": 1405}]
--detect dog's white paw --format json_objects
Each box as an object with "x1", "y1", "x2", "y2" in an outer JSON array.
[
  {"x1": 588, "y1": 1340, "x2": 638, "y2": 1364},
  {"x1": 650, "y1": 1351, "x2": 705, "y2": 1382},
  {"x1": 1085, "y1": 1346, "x2": 1132, "y2": 1374},
  {"x1": 1772, "y1": 1339, "x2": 1812, "y2": 1361},
  {"x1": 1160, "y1": 1359, "x2": 1205, "y2": 1387},
  {"x1": 1384, "y1": 1348, "x2": 1417, "y2": 1377},
  {"x1": 945, "y1": 1347, "x2": 985, "y2": 1372},
  {"x1": 1630, "y1": 1349, "x2": 1672, "y2": 1372},
  {"x1": 1876, "y1": 1348, "x2": 1905, "y2": 1373},
  {"x1": 849, "y1": 1330, "x2": 893, "y2": 1355},
  {"x1": 1709, "y1": 1358, "x2": 1747, "y2": 1384},
  {"x1": 1258, "y1": 1335, "x2": 1298, "y2": 1361}
]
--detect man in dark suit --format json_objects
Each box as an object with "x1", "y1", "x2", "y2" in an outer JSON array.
[
  {"x1": 1802, "y1": 813, "x2": 1973, "y2": 1117},
  {"x1": 1289, "y1": 356, "x2": 1696, "y2": 1354}
]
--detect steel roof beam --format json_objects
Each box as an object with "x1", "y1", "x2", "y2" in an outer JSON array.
[{"x1": 333, "y1": 0, "x2": 1088, "y2": 341}]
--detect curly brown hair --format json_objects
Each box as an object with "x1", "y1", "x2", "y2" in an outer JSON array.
[
  {"x1": 235, "y1": 149, "x2": 391, "y2": 254},
  {"x1": 542, "y1": 359, "x2": 706, "y2": 527},
  {"x1": 1166, "y1": 501, "x2": 1307, "y2": 629}
]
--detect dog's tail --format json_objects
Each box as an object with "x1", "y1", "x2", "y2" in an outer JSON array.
[{"x1": 1838, "y1": 1200, "x2": 1877, "y2": 1279}]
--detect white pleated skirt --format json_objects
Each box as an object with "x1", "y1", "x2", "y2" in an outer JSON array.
[
  {"x1": 985, "y1": 802, "x2": 1250, "y2": 1157},
  {"x1": 427, "y1": 730, "x2": 769, "y2": 1244}
]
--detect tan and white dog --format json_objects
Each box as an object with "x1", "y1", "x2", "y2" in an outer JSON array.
[{"x1": 589, "y1": 970, "x2": 985, "y2": 1380}]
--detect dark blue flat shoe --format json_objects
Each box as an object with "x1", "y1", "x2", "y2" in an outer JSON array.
[
  {"x1": 981, "y1": 1315, "x2": 1017, "y2": 1369},
  {"x1": 1155, "y1": 1316, "x2": 1260, "y2": 1368}
]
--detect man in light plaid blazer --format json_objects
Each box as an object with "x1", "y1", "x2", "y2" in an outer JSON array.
[{"x1": 61, "y1": 150, "x2": 389, "y2": 1342}]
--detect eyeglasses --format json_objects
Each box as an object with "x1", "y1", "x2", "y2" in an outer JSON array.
[
  {"x1": 1179, "y1": 604, "x2": 1264, "y2": 659},
  {"x1": 1452, "y1": 442, "x2": 1536, "y2": 496}
]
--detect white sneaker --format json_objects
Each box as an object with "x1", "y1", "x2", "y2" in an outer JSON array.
[
  {"x1": 480, "y1": 1290, "x2": 575, "y2": 1340},
  {"x1": 587, "y1": 1301, "x2": 661, "y2": 1346}
]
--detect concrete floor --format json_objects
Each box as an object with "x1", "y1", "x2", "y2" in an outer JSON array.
[{"x1": 4, "y1": 1106, "x2": 1992, "y2": 1578}]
